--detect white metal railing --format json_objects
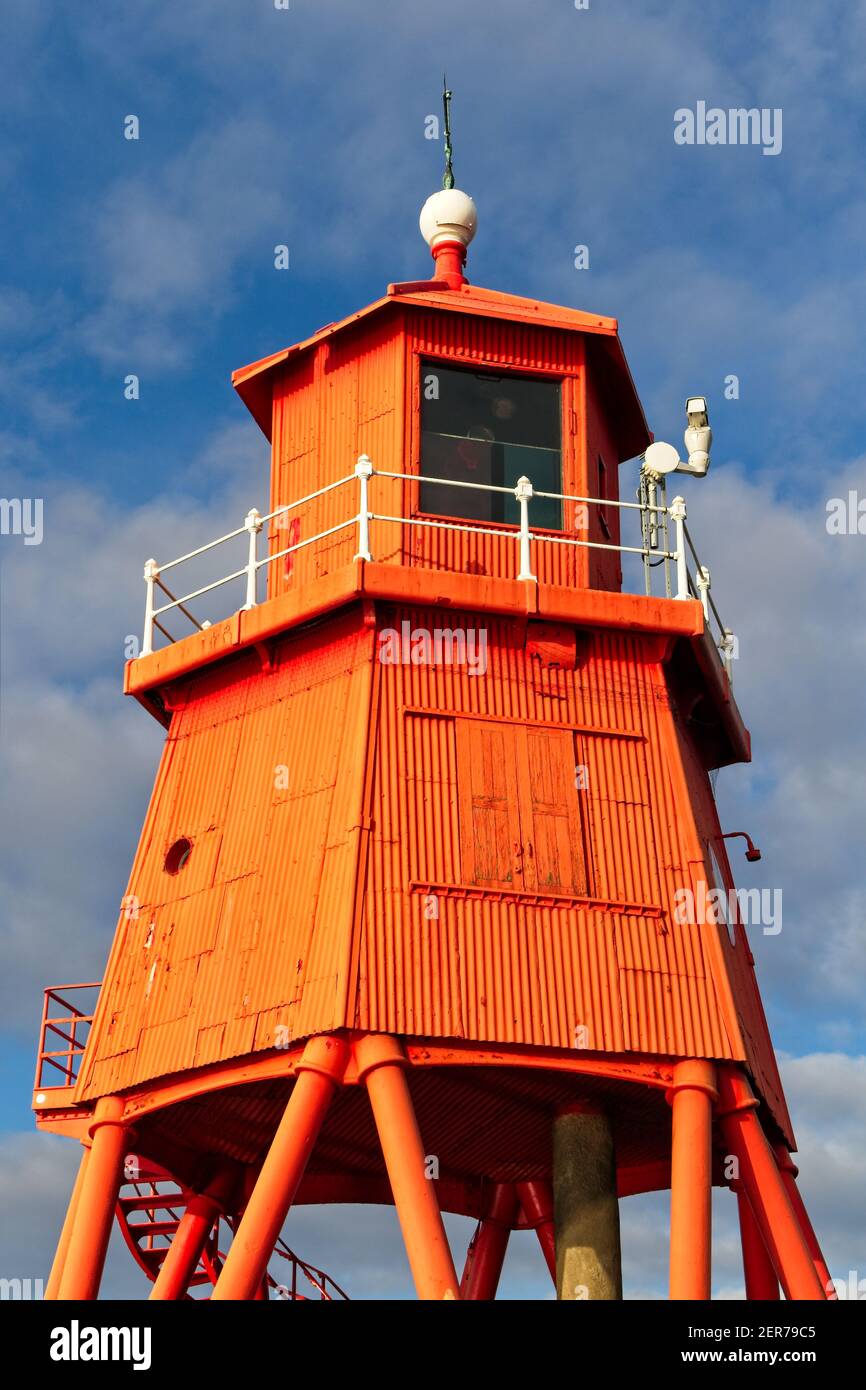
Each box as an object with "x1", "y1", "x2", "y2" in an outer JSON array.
[
  {"x1": 683, "y1": 521, "x2": 736, "y2": 673},
  {"x1": 138, "y1": 455, "x2": 735, "y2": 681}
]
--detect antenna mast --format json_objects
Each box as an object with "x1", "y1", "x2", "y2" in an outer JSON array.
[{"x1": 442, "y1": 76, "x2": 455, "y2": 190}]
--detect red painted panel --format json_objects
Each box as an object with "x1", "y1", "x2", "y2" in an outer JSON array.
[
  {"x1": 355, "y1": 604, "x2": 762, "y2": 1091},
  {"x1": 77, "y1": 614, "x2": 374, "y2": 1099}
]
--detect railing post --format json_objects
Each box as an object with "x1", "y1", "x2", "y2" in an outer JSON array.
[
  {"x1": 142, "y1": 558, "x2": 158, "y2": 657},
  {"x1": 354, "y1": 454, "x2": 374, "y2": 562},
  {"x1": 670, "y1": 495, "x2": 689, "y2": 601},
  {"x1": 243, "y1": 508, "x2": 263, "y2": 611},
  {"x1": 639, "y1": 472, "x2": 653, "y2": 596},
  {"x1": 696, "y1": 564, "x2": 711, "y2": 621},
  {"x1": 515, "y1": 475, "x2": 536, "y2": 582}
]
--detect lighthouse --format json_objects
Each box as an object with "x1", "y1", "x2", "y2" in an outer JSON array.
[{"x1": 33, "y1": 162, "x2": 832, "y2": 1301}]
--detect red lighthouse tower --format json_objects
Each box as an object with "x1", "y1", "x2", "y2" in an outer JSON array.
[{"x1": 34, "y1": 172, "x2": 832, "y2": 1302}]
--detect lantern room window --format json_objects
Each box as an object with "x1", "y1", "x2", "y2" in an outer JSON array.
[{"x1": 420, "y1": 362, "x2": 563, "y2": 530}]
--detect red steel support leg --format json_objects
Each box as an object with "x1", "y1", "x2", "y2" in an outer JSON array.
[
  {"x1": 717, "y1": 1068, "x2": 826, "y2": 1301},
  {"x1": 211, "y1": 1035, "x2": 349, "y2": 1301},
  {"x1": 737, "y1": 1188, "x2": 779, "y2": 1300},
  {"x1": 460, "y1": 1184, "x2": 517, "y2": 1300},
  {"x1": 150, "y1": 1165, "x2": 239, "y2": 1301},
  {"x1": 773, "y1": 1145, "x2": 834, "y2": 1298},
  {"x1": 355, "y1": 1035, "x2": 460, "y2": 1300},
  {"x1": 669, "y1": 1060, "x2": 717, "y2": 1300},
  {"x1": 515, "y1": 1180, "x2": 556, "y2": 1285},
  {"x1": 45, "y1": 1144, "x2": 90, "y2": 1300},
  {"x1": 57, "y1": 1097, "x2": 131, "y2": 1300}
]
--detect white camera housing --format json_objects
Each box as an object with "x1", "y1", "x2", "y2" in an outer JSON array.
[
  {"x1": 682, "y1": 396, "x2": 711, "y2": 476},
  {"x1": 642, "y1": 396, "x2": 712, "y2": 480}
]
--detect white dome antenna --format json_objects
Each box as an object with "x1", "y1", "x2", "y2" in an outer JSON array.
[{"x1": 419, "y1": 188, "x2": 478, "y2": 253}]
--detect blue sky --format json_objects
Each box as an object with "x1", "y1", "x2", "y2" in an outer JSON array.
[{"x1": 0, "y1": 0, "x2": 864, "y2": 1298}]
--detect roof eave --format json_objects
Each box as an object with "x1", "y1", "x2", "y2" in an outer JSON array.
[{"x1": 232, "y1": 285, "x2": 647, "y2": 453}]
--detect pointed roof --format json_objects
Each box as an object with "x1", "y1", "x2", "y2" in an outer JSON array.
[{"x1": 232, "y1": 276, "x2": 652, "y2": 461}]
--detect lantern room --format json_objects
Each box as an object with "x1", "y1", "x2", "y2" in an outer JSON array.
[{"x1": 231, "y1": 216, "x2": 651, "y2": 599}]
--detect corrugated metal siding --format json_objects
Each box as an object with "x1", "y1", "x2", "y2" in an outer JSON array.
[
  {"x1": 268, "y1": 351, "x2": 319, "y2": 597},
  {"x1": 80, "y1": 594, "x2": 784, "y2": 1127},
  {"x1": 584, "y1": 357, "x2": 623, "y2": 591},
  {"x1": 268, "y1": 320, "x2": 405, "y2": 597},
  {"x1": 407, "y1": 522, "x2": 581, "y2": 588},
  {"x1": 77, "y1": 613, "x2": 374, "y2": 1099},
  {"x1": 406, "y1": 310, "x2": 584, "y2": 373},
  {"x1": 356, "y1": 605, "x2": 741, "y2": 1064}
]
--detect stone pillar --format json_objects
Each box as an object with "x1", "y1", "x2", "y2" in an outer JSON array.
[{"x1": 553, "y1": 1103, "x2": 622, "y2": 1301}]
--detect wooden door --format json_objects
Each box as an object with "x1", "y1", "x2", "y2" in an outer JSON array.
[
  {"x1": 517, "y1": 727, "x2": 588, "y2": 894},
  {"x1": 455, "y1": 719, "x2": 523, "y2": 889},
  {"x1": 455, "y1": 719, "x2": 589, "y2": 895}
]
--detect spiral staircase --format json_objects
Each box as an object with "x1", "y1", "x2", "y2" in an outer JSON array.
[{"x1": 116, "y1": 1159, "x2": 349, "y2": 1300}]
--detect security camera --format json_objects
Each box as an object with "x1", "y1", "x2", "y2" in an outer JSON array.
[
  {"x1": 682, "y1": 396, "x2": 711, "y2": 477},
  {"x1": 685, "y1": 396, "x2": 709, "y2": 426},
  {"x1": 641, "y1": 395, "x2": 712, "y2": 481}
]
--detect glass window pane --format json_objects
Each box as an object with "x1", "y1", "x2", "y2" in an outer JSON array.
[{"x1": 420, "y1": 363, "x2": 562, "y2": 529}]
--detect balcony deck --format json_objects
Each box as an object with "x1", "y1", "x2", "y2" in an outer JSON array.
[{"x1": 128, "y1": 460, "x2": 738, "y2": 714}]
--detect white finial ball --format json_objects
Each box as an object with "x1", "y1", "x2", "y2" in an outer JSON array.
[{"x1": 419, "y1": 188, "x2": 478, "y2": 250}]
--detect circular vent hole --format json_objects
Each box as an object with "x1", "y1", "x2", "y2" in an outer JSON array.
[{"x1": 164, "y1": 837, "x2": 192, "y2": 875}]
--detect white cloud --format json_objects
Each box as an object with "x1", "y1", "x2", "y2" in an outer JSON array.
[
  {"x1": 779, "y1": 1052, "x2": 866, "y2": 1270},
  {"x1": 78, "y1": 118, "x2": 286, "y2": 369},
  {"x1": 0, "y1": 424, "x2": 267, "y2": 1025},
  {"x1": 675, "y1": 460, "x2": 866, "y2": 1026}
]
